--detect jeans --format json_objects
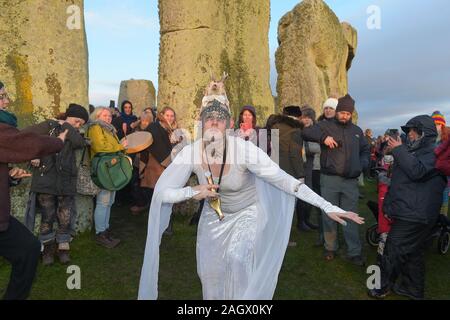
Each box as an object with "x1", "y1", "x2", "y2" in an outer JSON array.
[
  {"x1": 320, "y1": 174, "x2": 362, "y2": 257},
  {"x1": 94, "y1": 189, "x2": 116, "y2": 234},
  {"x1": 36, "y1": 194, "x2": 74, "y2": 244}
]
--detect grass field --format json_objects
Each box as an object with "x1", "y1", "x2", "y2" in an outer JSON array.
[{"x1": 1, "y1": 179, "x2": 449, "y2": 300}]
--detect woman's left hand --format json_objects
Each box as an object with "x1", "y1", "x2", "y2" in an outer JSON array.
[{"x1": 327, "y1": 211, "x2": 365, "y2": 226}]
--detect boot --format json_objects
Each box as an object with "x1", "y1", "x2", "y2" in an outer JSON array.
[
  {"x1": 95, "y1": 231, "x2": 120, "y2": 249},
  {"x1": 42, "y1": 241, "x2": 56, "y2": 266},
  {"x1": 105, "y1": 228, "x2": 121, "y2": 244},
  {"x1": 57, "y1": 242, "x2": 71, "y2": 264},
  {"x1": 163, "y1": 219, "x2": 174, "y2": 236}
]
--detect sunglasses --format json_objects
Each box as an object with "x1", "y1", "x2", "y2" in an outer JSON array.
[{"x1": 0, "y1": 93, "x2": 9, "y2": 100}]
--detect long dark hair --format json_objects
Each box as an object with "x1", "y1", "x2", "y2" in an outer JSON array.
[
  {"x1": 238, "y1": 106, "x2": 257, "y2": 129},
  {"x1": 121, "y1": 100, "x2": 133, "y2": 114}
]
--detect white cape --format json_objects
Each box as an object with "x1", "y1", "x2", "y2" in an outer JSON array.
[{"x1": 138, "y1": 137, "x2": 296, "y2": 300}]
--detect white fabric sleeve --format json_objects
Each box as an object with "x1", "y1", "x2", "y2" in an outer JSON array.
[
  {"x1": 160, "y1": 186, "x2": 199, "y2": 204},
  {"x1": 294, "y1": 183, "x2": 346, "y2": 215},
  {"x1": 240, "y1": 137, "x2": 346, "y2": 216}
]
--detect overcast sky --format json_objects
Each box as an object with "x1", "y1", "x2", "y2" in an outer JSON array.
[{"x1": 85, "y1": 0, "x2": 450, "y2": 136}]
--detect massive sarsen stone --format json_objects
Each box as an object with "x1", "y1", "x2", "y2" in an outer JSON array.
[
  {"x1": 275, "y1": 0, "x2": 357, "y2": 114},
  {"x1": 158, "y1": 0, "x2": 274, "y2": 130},
  {"x1": 118, "y1": 79, "x2": 156, "y2": 115},
  {"x1": 0, "y1": 0, "x2": 92, "y2": 232}
]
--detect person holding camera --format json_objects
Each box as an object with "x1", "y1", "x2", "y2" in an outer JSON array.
[
  {"x1": 368, "y1": 115, "x2": 446, "y2": 300},
  {"x1": 302, "y1": 94, "x2": 370, "y2": 265}
]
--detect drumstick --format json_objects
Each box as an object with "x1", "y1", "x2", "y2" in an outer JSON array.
[{"x1": 122, "y1": 123, "x2": 128, "y2": 139}]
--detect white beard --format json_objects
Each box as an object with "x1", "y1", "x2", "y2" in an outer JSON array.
[{"x1": 203, "y1": 129, "x2": 225, "y2": 163}]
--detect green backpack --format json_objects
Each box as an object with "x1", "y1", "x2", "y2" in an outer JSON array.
[{"x1": 90, "y1": 152, "x2": 133, "y2": 191}]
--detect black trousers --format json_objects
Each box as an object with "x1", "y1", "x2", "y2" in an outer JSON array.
[
  {"x1": 297, "y1": 170, "x2": 321, "y2": 227},
  {"x1": 0, "y1": 217, "x2": 41, "y2": 300},
  {"x1": 380, "y1": 218, "x2": 435, "y2": 299}
]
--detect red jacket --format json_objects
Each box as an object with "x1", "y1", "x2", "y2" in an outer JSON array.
[
  {"x1": 435, "y1": 138, "x2": 450, "y2": 177},
  {"x1": 0, "y1": 123, "x2": 64, "y2": 232}
]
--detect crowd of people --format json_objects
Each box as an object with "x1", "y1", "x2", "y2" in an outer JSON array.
[{"x1": 0, "y1": 77, "x2": 449, "y2": 300}]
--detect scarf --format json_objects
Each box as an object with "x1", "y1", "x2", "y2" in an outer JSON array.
[
  {"x1": 0, "y1": 110, "x2": 18, "y2": 127},
  {"x1": 121, "y1": 112, "x2": 138, "y2": 126},
  {"x1": 89, "y1": 120, "x2": 117, "y2": 136}
]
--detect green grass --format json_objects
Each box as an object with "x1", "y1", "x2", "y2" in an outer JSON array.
[{"x1": 1, "y1": 180, "x2": 449, "y2": 300}]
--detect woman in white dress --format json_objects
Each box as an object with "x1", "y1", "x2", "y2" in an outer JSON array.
[{"x1": 138, "y1": 100, "x2": 364, "y2": 300}]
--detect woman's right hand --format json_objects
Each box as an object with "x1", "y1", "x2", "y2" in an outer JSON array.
[{"x1": 192, "y1": 184, "x2": 219, "y2": 200}]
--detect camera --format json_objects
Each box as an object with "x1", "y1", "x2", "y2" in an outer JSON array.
[{"x1": 386, "y1": 129, "x2": 399, "y2": 139}]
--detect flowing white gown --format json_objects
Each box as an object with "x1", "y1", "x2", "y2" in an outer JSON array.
[{"x1": 138, "y1": 136, "x2": 345, "y2": 300}]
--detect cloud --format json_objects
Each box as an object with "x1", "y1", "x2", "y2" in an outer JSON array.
[{"x1": 270, "y1": 0, "x2": 450, "y2": 136}]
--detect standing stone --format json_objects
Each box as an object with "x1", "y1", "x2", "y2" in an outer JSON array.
[
  {"x1": 158, "y1": 0, "x2": 274, "y2": 130},
  {"x1": 0, "y1": 0, "x2": 92, "y2": 232},
  {"x1": 275, "y1": 0, "x2": 357, "y2": 114},
  {"x1": 118, "y1": 80, "x2": 156, "y2": 115}
]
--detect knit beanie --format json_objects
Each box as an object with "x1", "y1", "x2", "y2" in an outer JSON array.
[
  {"x1": 431, "y1": 111, "x2": 446, "y2": 126},
  {"x1": 336, "y1": 94, "x2": 355, "y2": 114},
  {"x1": 66, "y1": 103, "x2": 89, "y2": 123},
  {"x1": 322, "y1": 98, "x2": 338, "y2": 110}
]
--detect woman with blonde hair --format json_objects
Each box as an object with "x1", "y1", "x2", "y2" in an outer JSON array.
[
  {"x1": 139, "y1": 107, "x2": 181, "y2": 233},
  {"x1": 86, "y1": 107, "x2": 128, "y2": 248}
]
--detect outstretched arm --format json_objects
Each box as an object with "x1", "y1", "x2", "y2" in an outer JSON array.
[{"x1": 242, "y1": 139, "x2": 364, "y2": 226}]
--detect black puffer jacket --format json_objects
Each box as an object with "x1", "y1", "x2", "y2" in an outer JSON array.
[
  {"x1": 24, "y1": 120, "x2": 86, "y2": 196},
  {"x1": 266, "y1": 114, "x2": 304, "y2": 179},
  {"x1": 302, "y1": 118, "x2": 369, "y2": 179},
  {"x1": 383, "y1": 115, "x2": 447, "y2": 225}
]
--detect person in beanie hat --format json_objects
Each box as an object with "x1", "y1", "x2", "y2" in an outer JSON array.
[
  {"x1": 318, "y1": 97, "x2": 338, "y2": 121},
  {"x1": 22, "y1": 104, "x2": 88, "y2": 265},
  {"x1": 303, "y1": 93, "x2": 369, "y2": 265},
  {"x1": 336, "y1": 94, "x2": 355, "y2": 114},
  {"x1": 432, "y1": 111, "x2": 450, "y2": 217},
  {"x1": 432, "y1": 110, "x2": 446, "y2": 127},
  {"x1": 235, "y1": 105, "x2": 259, "y2": 146},
  {"x1": 66, "y1": 103, "x2": 89, "y2": 125}
]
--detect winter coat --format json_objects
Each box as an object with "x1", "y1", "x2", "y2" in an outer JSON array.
[
  {"x1": 86, "y1": 123, "x2": 125, "y2": 158},
  {"x1": 435, "y1": 137, "x2": 450, "y2": 177},
  {"x1": 302, "y1": 118, "x2": 370, "y2": 179},
  {"x1": 138, "y1": 121, "x2": 174, "y2": 189},
  {"x1": 266, "y1": 114, "x2": 304, "y2": 179},
  {"x1": 383, "y1": 115, "x2": 447, "y2": 225},
  {"x1": 0, "y1": 123, "x2": 63, "y2": 231},
  {"x1": 24, "y1": 120, "x2": 86, "y2": 196}
]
